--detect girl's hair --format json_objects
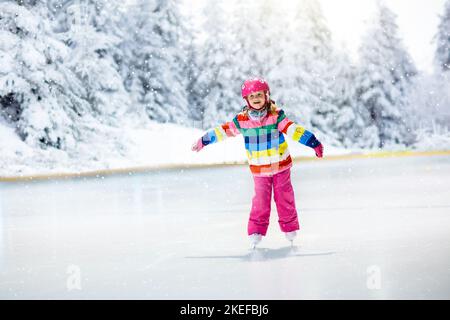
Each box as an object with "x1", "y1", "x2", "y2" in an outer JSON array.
[{"x1": 243, "y1": 99, "x2": 278, "y2": 116}]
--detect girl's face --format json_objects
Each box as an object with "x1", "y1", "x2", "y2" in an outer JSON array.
[{"x1": 247, "y1": 90, "x2": 266, "y2": 110}]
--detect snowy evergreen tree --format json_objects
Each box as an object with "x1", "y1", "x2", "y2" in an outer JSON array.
[
  {"x1": 226, "y1": 0, "x2": 306, "y2": 119},
  {"x1": 292, "y1": 0, "x2": 340, "y2": 145},
  {"x1": 356, "y1": 1, "x2": 417, "y2": 148},
  {"x1": 228, "y1": 0, "x2": 264, "y2": 79},
  {"x1": 197, "y1": 1, "x2": 244, "y2": 129},
  {"x1": 265, "y1": 0, "x2": 340, "y2": 145},
  {"x1": 251, "y1": 0, "x2": 285, "y2": 77},
  {"x1": 184, "y1": 30, "x2": 203, "y2": 128},
  {"x1": 258, "y1": 0, "x2": 299, "y2": 108},
  {"x1": 179, "y1": 3, "x2": 203, "y2": 128},
  {"x1": 410, "y1": 1, "x2": 450, "y2": 135},
  {"x1": 0, "y1": 0, "x2": 89, "y2": 149},
  {"x1": 435, "y1": 0, "x2": 450, "y2": 73},
  {"x1": 266, "y1": 1, "x2": 314, "y2": 127},
  {"x1": 173, "y1": 0, "x2": 195, "y2": 127},
  {"x1": 126, "y1": 0, "x2": 189, "y2": 126},
  {"x1": 329, "y1": 49, "x2": 366, "y2": 148},
  {"x1": 430, "y1": 0, "x2": 450, "y2": 129},
  {"x1": 406, "y1": 73, "x2": 450, "y2": 136},
  {"x1": 53, "y1": 0, "x2": 130, "y2": 126},
  {"x1": 119, "y1": 0, "x2": 154, "y2": 106}
]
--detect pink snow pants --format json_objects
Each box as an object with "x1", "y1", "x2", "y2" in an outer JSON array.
[{"x1": 248, "y1": 168, "x2": 300, "y2": 236}]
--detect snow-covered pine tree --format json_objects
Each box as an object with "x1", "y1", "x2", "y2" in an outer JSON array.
[
  {"x1": 228, "y1": 0, "x2": 267, "y2": 80},
  {"x1": 54, "y1": 0, "x2": 130, "y2": 127},
  {"x1": 120, "y1": 0, "x2": 155, "y2": 114},
  {"x1": 255, "y1": 0, "x2": 297, "y2": 108},
  {"x1": 184, "y1": 31, "x2": 203, "y2": 128},
  {"x1": 227, "y1": 0, "x2": 309, "y2": 121},
  {"x1": 176, "y1": 0, "x2": 200, "y2": 128},
  {"x1": 406, "y1": 73, "x2": 450, "y2": 137},
  {"x1": 329, "y1": 49, "x2": 364, "y2": 148},
  {"x1": 0, "y1": 0, "x2": 88, "y2": 149},
  {"x1": 127, "y1": 0, "x2": 188, "y2": 126},
  {"x1": 430, "y1": 0, "x2": 450, "y2": 129},
  {"x1": 264, "y1": 1, "x2": 311, "y2": 127},
  {"x1": 180, "y1": 3, "x2": 203, "y2": 129},
  {"x1": 356, "y1": 0, "x2": 417, "y2": 148},
  {"x1": 198, "y1": 1, "x2": 248, "y2": 129},
  {"x1": 279, "y1": 0, "x2": 339, "y2": 145},
  {"x1": 251, "y1": 0, "x2": 284, "y2": 77},
  {"x1": 299, "y1": 0, "x2": 340, "y2": 144},
  {"x1": 435, "y1": 0, "x2": 450, "y2": 73}
]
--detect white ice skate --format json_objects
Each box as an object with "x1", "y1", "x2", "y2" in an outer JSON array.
[
  {"x1": 285, "y1": 231, "x2": 297, "y2": 247},
  {"x1": 249, "y1": 233, "x2": 262, "y2": 250}
]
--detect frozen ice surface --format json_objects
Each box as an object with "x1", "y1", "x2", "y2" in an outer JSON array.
[{"x1": 0, "y1": 155, "x2": 450, "y2": 299}]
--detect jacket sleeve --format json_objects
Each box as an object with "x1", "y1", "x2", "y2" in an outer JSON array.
[
  {"x1": 277, "y1": 109, "x2": 321, "y2": 148},
  {"x1": 200, "y1": 117, "x2": 241, "y2": 147}
]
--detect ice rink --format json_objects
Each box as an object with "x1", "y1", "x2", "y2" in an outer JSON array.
[{"x1": 1, "y1": 155, "x2": 450, "y2": 299}]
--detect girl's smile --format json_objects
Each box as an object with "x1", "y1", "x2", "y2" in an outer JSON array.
[{"x1": 247, "y1": 90, "x2": 266, "y2": 109}]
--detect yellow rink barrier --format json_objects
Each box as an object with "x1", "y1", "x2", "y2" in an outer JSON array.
[{"x1": 1, "y1": 149, "x2": 450, "y2": 182}]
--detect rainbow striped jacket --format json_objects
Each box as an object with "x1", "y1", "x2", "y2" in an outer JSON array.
[{"x1": 201, "y1": 104, "x2": 320, "y2": 176}]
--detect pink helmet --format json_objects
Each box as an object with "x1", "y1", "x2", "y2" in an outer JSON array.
[{"x1": 241, "y1": 78, "x2": 270, "y2": 98}]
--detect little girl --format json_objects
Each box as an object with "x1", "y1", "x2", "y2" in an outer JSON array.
[{"x1": 191, "y1": 78, "x2": 323, "y2": 248}]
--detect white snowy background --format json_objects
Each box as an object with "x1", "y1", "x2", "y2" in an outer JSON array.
[
  {"x1": 0, "y1": 0, "x2": 450, "y2": 299},
  {"x1": 0, "y1": 0, "x2": 449, "y2": 176}
]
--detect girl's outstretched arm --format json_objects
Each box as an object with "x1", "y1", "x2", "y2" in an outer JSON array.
[
  {"x1": 191, "y1": 118, "x2": 241, "y2": 152},
  {"x1": 277, "y1": 109, "x2": 324, "y2": 158}
]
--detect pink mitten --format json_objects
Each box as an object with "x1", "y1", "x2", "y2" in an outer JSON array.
[
  {"x1": 191, "y1": 138, "x2": 204, "y2": 152},
  {"x1": 314, "y1": 143, "x2": 323, "y2": 158}
]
